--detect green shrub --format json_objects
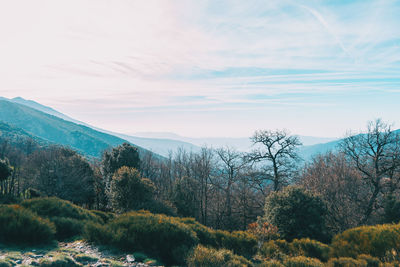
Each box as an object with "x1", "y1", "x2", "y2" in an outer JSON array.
[
  {"x1": 214, "y1": 230, "x2": 258, "y2": 258},
  {"x1": 84, "y1": 211, "x2": 198, "y2": 265},
  {"x1": 291, "y1": 238, "x2": 330, "y2": 262},
  {"x1": 179, "y1": 217, "x2": 217, "y2": 247},
  {"x1": 258, "y1": 259, "x2": 285, "y2": 267},
  {"x1": 263, "y1": 186, "x2": 328, "y2": 242},
  {"x1": 260, "y1": 239, "x2": 291, "y2": 260},
  {"x1": 330, "y1": 224, "x2": 400, "y2": 259},
  {"x1": 327, "y1": 257, "x2": 367, "y2": 267},
  {"x1": 0, "y1": 260, "x2": 12, "y2": 267},
  {"x1": 284, "y1": 256, "x2": 324, "y2": 267},
  {"x1": 39, "y1": 254, "x2": 81, "y2": 267},
  {"x1": 187, "y1": 245, "x2": 252, "y2": 267},
  {"x1": 357, "y1": 255, "x2": 380, "y2": 267},
  {"x1": 0, "y1": 204, "x2": 55, "y2": 245},
  {"x1": 74, "y1": 254, "x2": 98, "y2": 264},
  {"x1": 22, "y1": 197, "x2": 102, "y2": 240},
  {"x1": 91, "y1": 210, "x2": 115, "y2": 223}
]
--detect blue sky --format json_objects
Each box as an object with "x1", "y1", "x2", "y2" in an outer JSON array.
[{"x1": 0, "y1": 0, "x2": 399, "y2": 137}]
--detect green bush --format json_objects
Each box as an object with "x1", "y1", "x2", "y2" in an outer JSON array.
[
  {"x1": 357, "y1": 255, "x2": 380, "y2": 267},
  {"x1": 84, "y1": 211, "x2": 198, "y2": 265},
  {"x1": 284, "y1": 256, "x2": 324, "y2": 267},
  {"x1": 258, "y1": 259, "x2": 285, "y2": 267},
  {"x1": 179, "y1": 217, "x2": 217, "y2": 247},
  {"x1": 0, "y1": 260, "x2": 12, "y2": 267},
  {"x1": 22, "y1": 197, "x2": 102, "y2": 240},
  {"x1": 327, "y1": 257, "x2": 367, "y2": 267},
  {"x1": 187, "y1": 245, "x2": 252, "y2": 267},
  {"x1": 263, "y1": 186, "x2": 328, "y2": 242},
  {"x1": 74, "y1": 254, "x2": 98, "y2": 264},
  {"x1": 214, "y1": 230, "x2": 258, "y2": 258},
  {"x1": 330, "y1": 224, "x2": 400, "y2": 259},
  {"x1": 0, "y1": 204, "x2": 55, "y2": 245},
  {"x1": 260, "y1": 239, "x2": 291, "y2": 260},
  {"x1": 39, "y1": 254, "x2": 81, "y2": 267},
  {"x1": 291, "y1": 238, "x2": 330, "y2": 262},
  {"x1": 90, "y1": 210, "x2": 115, "y2": 223}
]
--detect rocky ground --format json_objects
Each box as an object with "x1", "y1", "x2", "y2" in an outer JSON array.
[{"x1": 0, "y1": 240, "x2": 164, "y2": 267}]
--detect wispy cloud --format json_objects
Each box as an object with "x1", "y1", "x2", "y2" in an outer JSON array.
[{"x1": 0, "y1": 0, "x2": 399, "y2": 137}]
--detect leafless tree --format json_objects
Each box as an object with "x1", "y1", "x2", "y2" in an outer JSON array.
[
  {"x1": 340, "y1": 119, "x2": 400, "y2": 223},
  {"x1": 247, "y1": 129, "x2": 302, "y2": 191}
]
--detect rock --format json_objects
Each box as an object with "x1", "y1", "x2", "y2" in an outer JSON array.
[{"x1": 126, "y1": 255, "x2": 135, "y2": 263}]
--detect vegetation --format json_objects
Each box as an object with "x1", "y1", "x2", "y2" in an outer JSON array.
[
  {"x1": 0, "y1": 204, "x2": 55, "y2": 245},
  {"x1": 1, "y1": 118, "x2": 400, "y2": 266}
]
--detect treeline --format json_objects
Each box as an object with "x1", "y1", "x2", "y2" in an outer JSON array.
[{"x1": 1, "y1": 119, "x2": 400, "y2": 240}]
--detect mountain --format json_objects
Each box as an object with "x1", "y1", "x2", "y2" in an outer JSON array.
[
  {"x1": 133, "y1": 132, "x2": 338, "y2": 151},
  {"x1": 0, "y1": 100, "x2": 151, "y2": 158},
  {"x1": 0, "y1": 97, "x2": 199, "y2": 157}
]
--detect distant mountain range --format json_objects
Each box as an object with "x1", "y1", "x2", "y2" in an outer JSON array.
[{"x1": 0, "y1": 96, "x2": 343, "y2": 159}]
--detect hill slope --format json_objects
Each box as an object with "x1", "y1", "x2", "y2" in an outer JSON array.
[{"x1": 0, "y1": 100, "x2": 149, "y2": 158}]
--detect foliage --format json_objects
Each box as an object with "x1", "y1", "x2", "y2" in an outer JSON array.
[
  {"x1": 0, "y1": 204, "x2": 55, "y2": 245},
  {"x1": 84, "y1": 211, "x2": 198, "y2": 265},
  {"x1": 258, "y1": 259, "x2": 285, "y2": 267},
  {"x1": 248, "y1": 221, "x2": 280, "y2": 243},
  {"x1": 172, "y1": 176, "x2": 199, "y2": 217},
  {"x1": 260, "y1": 239, "x2": 292, "y2": 261},
  {"x1": 21, "y1": 197, "x2": 102, "y2": 240},
  {"x1": 110, "y1": 167, "x2": 155, "y2": 212},
  {"x1": 384, "y1": 195, "x2": 400, "y2": 224},
  {"x1": 263, "y1": 186, "x2": 328, "y2": 242},
  {"x1": 330, "y1": 224, "x2": 400, "y2": 260},
  {"x1": 284, "y1": 256, "x2": 324, "y2": 267},
  {"x1": 186, "y1": 245, "x2": 252, "y2": 267},
  {"x1": 357, "y1": 255, "x2": 380, "y2": 267},
  {"x1": 214, "y1": 230, "x2": 258, "y2": 259},
  {"x1": 327, "y1": 257, "x2": 368, "y2": 267},
  {"x1": 0, "y1": 157, "x2": 12, "y2": 182},
  {"x1": 39, "y1": 254, "x2": 81, "y2": 267},
  {"x1": 291, "y1": 238, "x2": 330, "y2": 262},
  {"x1": 102, "y1": 143, "x2": 140, "y2": 175}
]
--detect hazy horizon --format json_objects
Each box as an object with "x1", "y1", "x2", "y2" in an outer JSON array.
[{"x1": 1, "y1": 0, "x2": 399, "y2": 138}]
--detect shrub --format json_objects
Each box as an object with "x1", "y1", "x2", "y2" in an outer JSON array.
[
  {"x1": 263, "y1": 186, "x2": 328, "y2": 242},
  {"x1": 258, "y1": 259, "x2": 285, "y2": 267},
  {"x1": 90, "y1": 210, "x2": 115, "y2": 223},
  {"x1": 187, "y1": 245, "x2": 252, "y2": 267},
  {"x1": 0, "y1": 204, "x2": 55, "y2": 245},
  {"x1": 291, "y1": 238, "x2": 330, "y2": 262},
  {"x1": 0, "y1": 260, "x2": 12, "y2": 267},
  {"x1": 39, "y1": 254, "x2": 81, "y2": 267},
  {"x1": 84, "y1": 211, "x2": 198, "y2": 265},
  {"x1": 330, "y1": 224, "x2": 400, "y2": 259},
  {"x1": 179, "y1": 217, "x2": 217, "y2": 247},
  {"x1": 22, "y1": 197, "x2": 102, "y2": 240},
  {"x1": 357, "y1": 255, "x2": 380, "y2": 267},
  {"x1": 327, "y1": 257, "x2": 367, "y2": 267},
  {"x1": 74, "y1": 254, "x2": 98, "y2": 264},
  {"x1": 260, "y1": 239, "x2": 291, "y2": 260},
  {"x1": 214, "y1": 230, "x2": 258, "y2": 258},
  {"x1": 284, "y1": 256, "x2": 324, "y2": 267}
]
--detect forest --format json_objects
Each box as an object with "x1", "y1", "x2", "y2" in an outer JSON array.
[{"x1": 1, "y1": 119, "x2": 400, "y2": 267}]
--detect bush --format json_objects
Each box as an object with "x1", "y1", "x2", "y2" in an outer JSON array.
[
  {"x1": 0, "y1": 204, "x2": 55, "y2": 245},
  {"x1": 258, "y1": 259, "x2": 285, "y2": 267},
  {"x1": 0, "y1": 260, "x2": 12, "y2": 267},
  {"x1": 260, "y1": 239, "x2": 291, "y2": 260},
  {"x1": 330, "y1": 224, "x2": 400, "y2": 260},
  {"x1": 179, "y1": 217, "x2": 217, "y2": 247},
  {"x1": 39, "y1": 254, "x2": 81, "y2": 267},
  {"x1": 22, "y1": 197, "x2": 102, "y2": 240},
  {"x1": 357, "y1": 255, "x2": 380, "y2": 267},
  {"x1": 263, "y1": 186, "x2": 328, "y2": 242},
  {"x1": 90, "y1": 210, "x2": 115, "y2": 223},
  {"x1": 84, "y1": 211, "x2": 198, "y2": 265},
  {"x1": 187, "y1": 245, "x2": 252, "y2": 267},
  {"x1": 327, "y1": 257, "x2": 367, "y2": 267},
  {"x1": 284, "y1": 256, "x2": 324, "y2": 267},
  {"x1": 291, "y1": 238, "x2": 330, "y2": 262},
  {"x1": 214, "y1": 230, "x2": 258, "y2": 258}
]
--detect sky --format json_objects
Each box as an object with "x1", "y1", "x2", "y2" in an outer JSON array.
[{"x1": 0, "y1": 0, "x2": 399, "y2": 138}]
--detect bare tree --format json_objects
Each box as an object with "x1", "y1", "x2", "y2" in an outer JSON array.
[
  {"x1": 301, "y1": 152, "x2": 366, "y2": 234},
  {"x1": 340, "y1": 119, "x2": 400, "y2": 223},
  {"x1": 247, "y1": 129, "x2": 302, "y2": 191}
]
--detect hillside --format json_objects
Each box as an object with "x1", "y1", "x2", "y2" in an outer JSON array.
[{"x1": 0, "y1": 100, "x2": 149, "y2": 158}]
